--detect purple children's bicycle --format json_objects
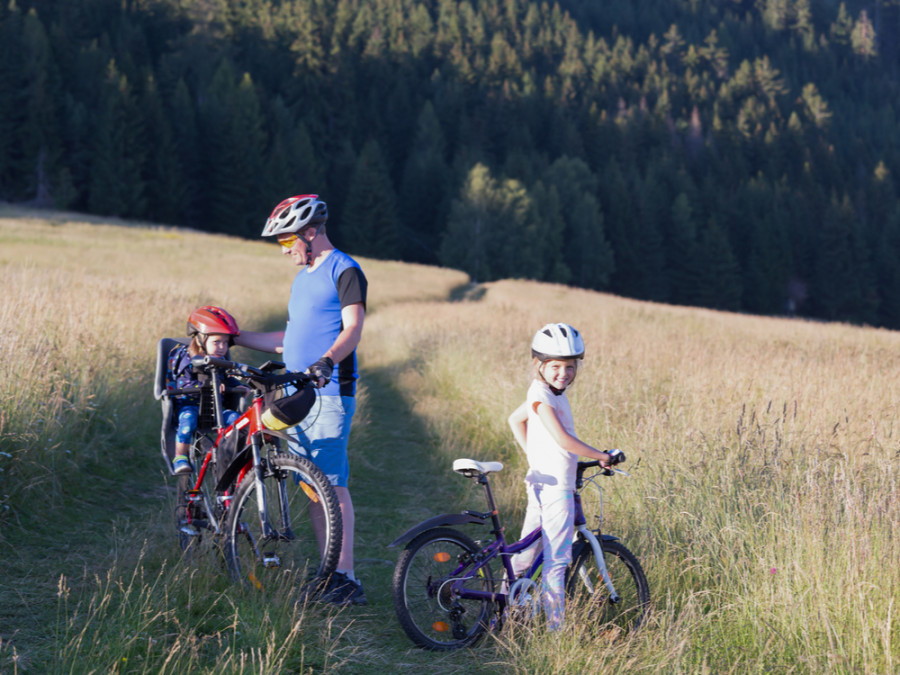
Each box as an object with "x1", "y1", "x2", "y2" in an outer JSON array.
[{"x1": 389, "y1": 455, "x2": 649, "y2": 650}]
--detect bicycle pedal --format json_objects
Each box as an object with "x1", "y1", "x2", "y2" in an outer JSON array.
[
  {"x1": 262, "y1": 552, "x2": 281, "y2": 568},
  {"x1": 179, "y1": 523, "x2": 201, "y2": 536}
]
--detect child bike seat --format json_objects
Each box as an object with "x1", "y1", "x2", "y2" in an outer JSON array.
[
  {"x1": 155, "y1": 337, "x2": 189, "y2": 472},
  {"x1": 453, "y1": 458, "x2": 504, "y2": 477}
]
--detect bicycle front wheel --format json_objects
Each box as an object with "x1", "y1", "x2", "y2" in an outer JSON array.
[
  {"x1": 392, "y1": 527, "x2": 495, "y2": 651},
  {"x1": 566, "y1": 536, "x2": 649, "y2": 633},
  {"x1": 225, "y1": 453, "x2": 342, "y2": 591}
]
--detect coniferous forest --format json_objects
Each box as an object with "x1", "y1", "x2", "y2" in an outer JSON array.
[{"x1": 2, "y1": 0, "x2": 900, "y2": 326}]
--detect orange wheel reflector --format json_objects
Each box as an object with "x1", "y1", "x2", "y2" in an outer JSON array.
[
  {"x1": 300, "y1": 482, "x2": 320, "y2": 504},
  {"x1": 433, "y1": 551, "x2": 451, "y2": 563},
  {"x1": 248, "y1": 572, "x2": 263, "y2": 591},
  {"x1": 432, "y1": 621, "x2": 450, "y2": 633}
]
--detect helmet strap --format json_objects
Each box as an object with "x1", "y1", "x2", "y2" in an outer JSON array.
[{"x1": 303, "y1": 225, "x2": 323, "y2": 266}]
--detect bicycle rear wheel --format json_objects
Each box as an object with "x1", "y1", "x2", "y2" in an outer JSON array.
[
  {"x1": 392, "y1": 527, "x2": 495, "y2": 651},
  {"x1": 566, "y1": 536, "x2": 649, "y2": 633},
  {"x1": 175, "y1": 436, "x2": 224, "y2": 561},
  {"x1": 225, "y1": 453, "x2": 342, "y2": 591}
]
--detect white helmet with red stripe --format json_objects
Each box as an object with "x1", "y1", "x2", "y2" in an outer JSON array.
[{"x1": 261, "y1": 194, "x2": 328, "y2": 237}]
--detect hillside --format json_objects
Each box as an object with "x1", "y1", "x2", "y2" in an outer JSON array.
[
  {"x1": 2, "y1": 0, "x2": 900, "y2": 326},
  {"x1": 1, "y1": 208, "x2": 899, "y2": 672}
]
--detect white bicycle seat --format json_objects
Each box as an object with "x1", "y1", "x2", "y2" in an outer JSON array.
[{"x1": 453, "y1": 458, "x2": 504, "y2": 476}]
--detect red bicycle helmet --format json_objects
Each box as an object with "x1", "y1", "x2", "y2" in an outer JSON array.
[
  {"x1": 187, "y1": 306, "x2": 240, "y2": 339},
  {"x1": 261, "y1": 194, "x2": 328, "y2": 237}
]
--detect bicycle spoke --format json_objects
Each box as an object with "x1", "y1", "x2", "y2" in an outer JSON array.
[
  {"x1": 567, "y1": 538, "x2": 649, "y2": 632},
  {"x1": 393, "y1": 528, "x2": 494, "y2": 650}
]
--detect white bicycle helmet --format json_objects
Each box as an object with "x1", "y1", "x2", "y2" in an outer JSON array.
[
  {"x1": 261, "y1": 194, "x2": 328, "y2": 237},
  {"x1": 531, "y1": 323, "x2": 584, "y2": 361}
]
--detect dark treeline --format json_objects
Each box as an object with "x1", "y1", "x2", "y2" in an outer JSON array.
[{"x1": 2, "y1": 0, "x2": 900, "y2": 326}]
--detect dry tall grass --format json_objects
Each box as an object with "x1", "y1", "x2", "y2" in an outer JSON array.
[
  {"x1": 2, "y1": 208, "x2": 898, "y2": 673},
  {"x1": 0, "y1": 207, "x2": 465, "y2": 507},
  {"x1": 364, "y1": 279, "x2": 900, "y2": 673},
  {"x1": 0, "y1": 208, "x2": 472, "y2": 673}
]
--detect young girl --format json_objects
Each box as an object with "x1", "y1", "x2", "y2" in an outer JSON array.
[
  {"x1": 507, "y1": 322, "x2": 623, "y2": 630},
  {"x1": 166, "y1": 306, "x2": 242, "y2": 474}
]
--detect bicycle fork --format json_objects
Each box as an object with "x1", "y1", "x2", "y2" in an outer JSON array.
[
  {"x1": 244, "y1": 440, "x2": 283, "y2": 568},
  {"x1": 247, "y1": 439, "x2": 297, "y2": 568},
  {"x1": 576, "y1": 525, "x2": 620, "y2": 603}
]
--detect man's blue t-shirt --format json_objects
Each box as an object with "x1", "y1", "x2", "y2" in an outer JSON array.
[{"x1": 283, "y1": 249, "x2": 367, "y2": 397}]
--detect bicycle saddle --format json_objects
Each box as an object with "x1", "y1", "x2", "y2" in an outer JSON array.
[{"x1": 452, "y1": 458, "x2": 504, "y2": 476}]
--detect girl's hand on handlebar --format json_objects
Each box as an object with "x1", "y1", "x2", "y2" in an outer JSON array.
[{"x1": 601, "y1": 448, "x2": 626, "y2": 468}]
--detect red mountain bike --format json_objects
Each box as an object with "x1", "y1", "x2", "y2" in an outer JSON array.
[{"x1": 155, "y1": 341, "x2": 341, "y2": 590}]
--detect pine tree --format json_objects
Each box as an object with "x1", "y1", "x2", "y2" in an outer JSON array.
[
  {"x1": 526, "y1": 181, "x2": 566, "y2": 283},
  {"x1": 850, "y1": 10, "x2": 877, "y2": 60},
  {"x1": 694, "y1": 219, "x2": 742, "y2": 311},
  {"x1": 399, "y1": 101, "x2": 451, "y2": 264},
  {"x1": 169, "y1": 78, "x2": 201, "y2": 226},
  {"x1": 23, "y1": 9, "x2": 67, "y2": 204},
  {"x1": 88, "y1": 60, "x2": 145, "y2": 217},
  {"x1": 598, "y1": 157, "x2": 639, "y2": 297},
  {"x1": 569, "y1": 192, "x2": 614, "y2": 289},
  {"x1": 141, "y1": 75, "x2": 185, "y2": 225},
  {"x1": 199, "y1": 62, "x2": 267, "y2": 236},
  {"x1": 0, "y1": 3, "x2": 25, "y2": 197},
  {"x1": 230, "y1": 71, "x2": 267, "y2": 236},
  {"x1": 263, "y1": 98, "x2": 325, "y2": 215},
  {"x1": 666, "y1": 192, "x2": 699, "y2": 305},
  {"x1": 830, "y1": 3, "x2": 854, "y2": 46},
  {"x1": 341, "y1": 138, "x2": 401, "y2": 259},
  {"x1": 810, "y1": 193, "x2": 878, "y2": 324},
  {"x1": 873, "y1": 208, "x2": 900, "y2": 328},
  {"x1": 439, "y1": 163, "x2": 499, "y2": 282},
  {"x1": 633, "y1": 167, "x2": 669, "y2": 302}
]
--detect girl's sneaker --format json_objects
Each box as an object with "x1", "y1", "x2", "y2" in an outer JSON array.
[{"x1": 172, "y1": 455, "x2": 193, "y2": 474}]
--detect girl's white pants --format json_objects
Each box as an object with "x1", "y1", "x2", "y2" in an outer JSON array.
[{"x1": 511, "y1": 483, "x2": 574, "y2": 630}]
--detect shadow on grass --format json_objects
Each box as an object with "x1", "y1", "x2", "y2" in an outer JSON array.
[{"x1": 449, "y1": 282, "x2": 487, "y2": 302}]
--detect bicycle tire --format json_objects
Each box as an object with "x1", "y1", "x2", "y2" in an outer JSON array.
[
  {"x1": 566, "y1": 536, "x2": 650, "y2": 633},
  {"x1": 392, "y1": 527, "x2": 495, "y2": 651},
  {"x1": 175, "y1": 436, "x2": 224, "y2": 562},
  {"x1": 224, "y1": 453, "x2": 342, "y2": 591}
]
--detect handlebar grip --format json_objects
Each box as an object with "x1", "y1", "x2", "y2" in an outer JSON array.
[
  {"x1": 191, "y1": 355, "x2": 236, "y2": 370},
  {"x1": 266, "y1": 370, "x2": 313, "y2": 387}
]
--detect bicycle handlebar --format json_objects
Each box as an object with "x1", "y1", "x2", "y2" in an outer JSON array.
[
  {"x1": 576, "y1": 450, "x2": 627, "y2": 486},
  {"x1": 189, "y1": 355, "x2": 312, "y2": 390}
]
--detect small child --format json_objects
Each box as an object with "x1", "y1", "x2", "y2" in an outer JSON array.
[
  {"x1": 507, "y1": 322, "x2": 620, "y2": 631},
  {"x1": 166, "y1": 306, "x2": 242, "y2": 474}
]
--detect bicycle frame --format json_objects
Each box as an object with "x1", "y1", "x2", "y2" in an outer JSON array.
[{"x1": 180, "y1": 359, "x2": 298, "y2": 538}]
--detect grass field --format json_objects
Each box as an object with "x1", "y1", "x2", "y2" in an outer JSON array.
[{"x1": 1, "y1": 206, "x2": 898, "y2": 674}]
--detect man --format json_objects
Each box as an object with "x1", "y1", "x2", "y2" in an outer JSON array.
[{"x1": 236, "y1": 194, "x2": 368, "y2": 605}]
